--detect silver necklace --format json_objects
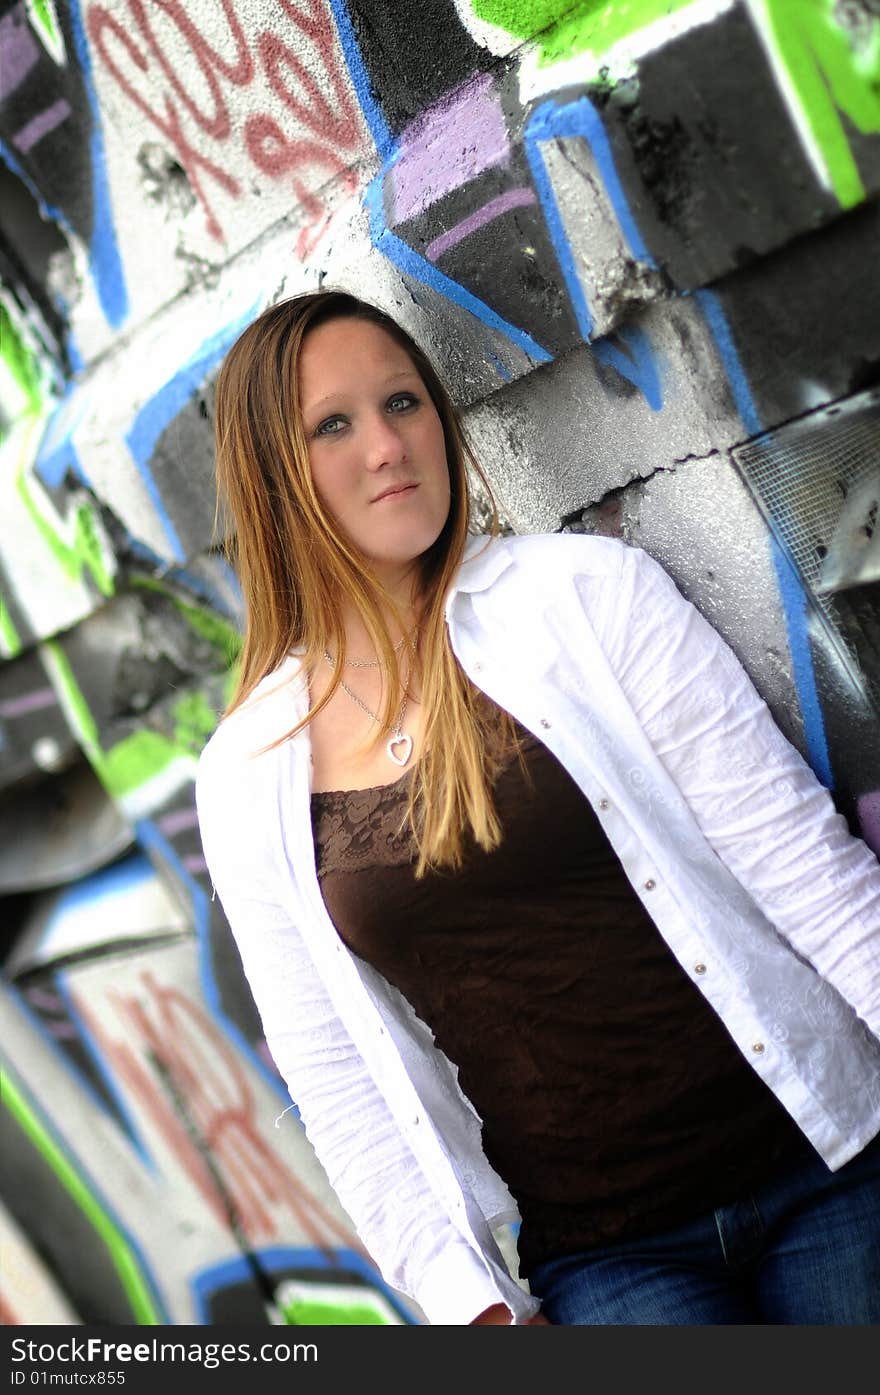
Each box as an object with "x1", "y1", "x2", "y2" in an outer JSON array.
[
  {"x1": 322, "y1": 652, "x2": 413, "y2": 767},
  {"x1": 326, "y1": 633, "x2": 408, "y2": 670}
]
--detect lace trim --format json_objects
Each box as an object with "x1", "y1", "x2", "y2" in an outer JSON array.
[
  {"x1": 311, "y1": 775, "x2": 416, "y2": 876},
  {"x1": 311, "y1": 711, "x2": 535, "y2": 877}
]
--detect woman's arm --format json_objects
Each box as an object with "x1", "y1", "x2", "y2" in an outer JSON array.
[
  {"x1": 472, "y1": 1304, "x2": 551, "y2": 1324},
  {"x1": 195, "y1": 745, "x2": 539, "y2": 1326},
  {"x1": 593, "y1": 545, "x2": 880, "y2": 1035}
]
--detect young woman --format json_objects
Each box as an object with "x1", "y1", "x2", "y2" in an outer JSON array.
[{"x1": 196, "y1": 291, "x2": 880, "y2": 1325}]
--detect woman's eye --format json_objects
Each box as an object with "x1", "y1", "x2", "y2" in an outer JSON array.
[
  {"x1": 388, "y1": 393, "x2": 418, "y2": 413},
  {"x1": 314, "y1": 416, "x2": 346, "y2": 437}
]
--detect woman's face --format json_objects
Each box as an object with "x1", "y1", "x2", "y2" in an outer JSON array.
[{"x1": 298, "y1": 317, "x2": 452, "y2": 592}]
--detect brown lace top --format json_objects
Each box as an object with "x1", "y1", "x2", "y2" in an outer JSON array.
[{"x1": 310, "y1": 706, "x2": 806, "y2": 1277}]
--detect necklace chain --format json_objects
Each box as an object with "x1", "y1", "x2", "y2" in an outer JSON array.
[
  {"x1": 322, "y1": 649, "x2": 414, "y2": 767},
  {"x1": 326, "y1": 632, "x2": 409, "y2": 669}
]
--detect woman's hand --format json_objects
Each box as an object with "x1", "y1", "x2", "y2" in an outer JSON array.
[{"x1": 470, "y1": 1303, "x2": 550, "y2": 1324}]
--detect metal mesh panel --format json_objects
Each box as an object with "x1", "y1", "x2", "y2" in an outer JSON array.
[{"x1": 731, "y1": 387, "x2": 880, "y2": 703}]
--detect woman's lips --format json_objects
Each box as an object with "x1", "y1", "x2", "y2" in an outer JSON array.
[{"x1": 372, "y1": 483, "x2": 418, "y2": 503}]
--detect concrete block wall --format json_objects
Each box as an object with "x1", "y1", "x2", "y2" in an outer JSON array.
[{"x1": 1, "y1": 0, "x2": 879, "y2": 1323}]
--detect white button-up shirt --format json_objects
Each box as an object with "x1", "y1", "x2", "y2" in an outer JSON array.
[{"x1": 195, "y1": 533, "x2": 880, "y2": 1326}]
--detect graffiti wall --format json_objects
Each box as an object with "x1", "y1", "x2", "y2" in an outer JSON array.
[{"x1": 1, "y1": 0, "x2": 879, "y2": 1323}]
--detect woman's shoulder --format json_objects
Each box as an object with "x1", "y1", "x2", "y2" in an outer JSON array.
[
  {"x1": 508, "y1": 530, "x2": 630, "y2": 575},
  {"x1": 459, "y1": 530, "x2": 634, "y2": 589},
  {"x1": 197, "y1": 652, "x2": 307, "y2": 790}
]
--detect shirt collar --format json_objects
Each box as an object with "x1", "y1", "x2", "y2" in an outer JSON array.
[{"x1": 449, "y1": 533, "x2": 514, "y2": 598}]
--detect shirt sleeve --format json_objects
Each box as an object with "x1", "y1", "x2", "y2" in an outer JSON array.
[
  {"x1": 194, "y1": 740, "x2": 539, "y2": 1326},
  {"x1": 596, "y1": 544, "x2": 880, "y2": 1039}
]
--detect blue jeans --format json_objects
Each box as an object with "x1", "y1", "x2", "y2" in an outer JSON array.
[{"x1": 527, "y1": 1133, "x2": 880, "y2": 1324}]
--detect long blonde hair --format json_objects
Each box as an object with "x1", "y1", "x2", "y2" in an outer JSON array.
[{"x1": 213, "y1": 291, "x2": 521, "y2": 875}]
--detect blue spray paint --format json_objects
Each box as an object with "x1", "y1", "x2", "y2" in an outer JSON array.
[
  {"x1": 34, "y1": 384, "x2": 91, "y2": 488},
  {"x1": 364, "y1": 175, "x2": 552, "y2": 363},
  {"x1": 191, "y1": 1249, "x2": 415, "y2": 1322},
  {"x1": 530, "y1": 96, "x2": 656, "y2": 266},
  {"x1": 125, "y1": 304, "x2": 261, "y2": 563},
  {"x1": 124, "y1": 534, "x2": 245, "y2": 624},
  {"x1": 191, "y1": 1245, "x2": 414, "y2": 1324},
  {"x1": 54, "y1": 967, "x2": 156, "y2": 1171},
  {"x1": 696, "y1": 288, "x2": 833, "y2": 787},
  {"x1": 486, "y1": 350, "x2": 513, "y2": 382},
  {"x1": 525, "y1": 97, "x2": 663, "y2": 408},
  {"x1": 0, "y1": 1033, "x2": 169, "y2": 1321},
  {"x1": 6, "y1": 976, "x2": 151, "y2": 1169},
  {"x1": 525, "y1": 94, "x2": 658, "y2": 342},
  {"x1": 328, "y1": 0, "x2": 393, "y2": 156},
  {"x1": 135, "y1": 816, "x2": 291, "y2": 1108},
  {"x1": 58, "y1": 0, "x2": 129, "y2": 327},
  {"x1": 593, "y1": 325, "x2": 663, "y2": 411}
]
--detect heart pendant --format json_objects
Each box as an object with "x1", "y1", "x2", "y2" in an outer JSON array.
[{"x1": 387, "y1": 733, "x2": 413, "y2": 767}]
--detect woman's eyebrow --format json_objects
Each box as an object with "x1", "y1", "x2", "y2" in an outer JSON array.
[{"x1": 303, "y1": 370, "x2": 419, "y2": 414}]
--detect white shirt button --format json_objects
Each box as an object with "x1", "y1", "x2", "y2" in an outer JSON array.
[
  {"x1": 751, "y1": 1042, "x2": 765, "y2": 1054},
  {"x1": 540, "y1": 718, "x2": 551, "y2": 729},
  {"x1": 643, "y1": 879, "x2": 656, "y2": 891},
  {"x1": 597, "y1": 798, "x2": 610, "y2": 810},
  {"x1": 474, "y1": 662, "x2": 483, "y2": 672},
  {"x1": 694, "y1": 963, "x2": 707, "y2": 975}
]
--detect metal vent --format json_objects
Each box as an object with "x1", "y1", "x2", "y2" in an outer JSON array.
[{"x1": 731, "y1": 387, "x2": 880, "y2": 705}]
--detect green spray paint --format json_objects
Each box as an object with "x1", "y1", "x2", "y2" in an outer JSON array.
[
  {"x1": 278, "y1": 1295, "x2": 389, "y2": 1325},
  {"x1": 27, "y1": 0, "x2": 65, "y2": 61},
  {"x1": 0, "y1": 593, "x2": 22, "y2": 658},
  {"x1": 16, "y1": 467, "x2": 115, "y2": 598},
  {"x1": 130, "y1": 576, "x2": 242, "y2": 671},
  {"x1": 172, "y1": 598, "x2": 241, "y2": 669},
  {"x1": 129, "y1": 576, "x2": 241, "y2": 717},
  {"x1": 0, "y1": 302, "x2": 45, "y2": 423},
  {"x1": 171, "y1": 690, "x2": 218, "y2": 757},
  {"x1": 1, "y1": 1064, "x2": 162, "y2": 1323},
  {"x1": 41, "y1": 637, "x2": 109, "y2": 776},
  {"x1": 471, "y1": 0, "x2": 696, "y2": 66},
  {"x1": 171, "y1": 603, "x2": 240, "y2": 708},
  {"x1": 759, "y1": 0, "x2": 880, "y2": 208},
  {"x1": 474, "y1": 2, "x2": 878, "y2": 209},
  {"x1": 43, "y1": 639, "x2": 156, "y2": 796},
  {"x1": 43, "y1": 638, "x2": 223, "y2": 799},
  {"x1": 102, "y1": 729, "x2": 190, "y2": 800},
  {"x1": 471, "y1": 0, "x2": 581, "y2": 39}
]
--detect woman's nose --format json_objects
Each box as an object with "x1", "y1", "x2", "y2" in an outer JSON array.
[{"x1": 362, "y1": 413, "x2": 407, "y2": 471}]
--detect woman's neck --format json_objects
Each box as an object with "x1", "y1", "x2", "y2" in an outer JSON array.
[{"x1": 330, "y1": 599, "x2": 418, "y2": 668}]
